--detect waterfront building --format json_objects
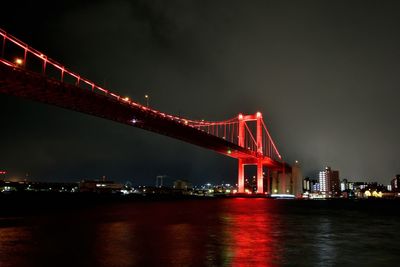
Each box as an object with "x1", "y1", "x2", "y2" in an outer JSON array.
[
  {"x1": 319, "y1": 166, "x2": 340, "y2": 197},
  {"x1": 348, "y1": 182, "x2": 354, "y2": 190},
  {"x1": 340, "y1": 179, "x2": 349, "y2": 191},
  {"x1": 303, "y1": 177, "x2": 311, "y2": 192},
  {"x1": 391, "y1": 175, "x2": 400, "y2": 192},
  {"x1": 79, "y1": 179, "x2": 123, "y2": 193},
  {"x1": 353, "y1": 182, "x2": 368, "y2": 190},
  {"x1": 291, "y1": 160, "x2": 303, "y2": 197},
  {"x1": 312, "y1": 182, "x2": 320, "y2": 192},
  {"x1": 303, "y1": 177, "x2": 319, "y2": 193},
  {"x1": 173, "y1": 179, "x2": 192, "y2": 190}
]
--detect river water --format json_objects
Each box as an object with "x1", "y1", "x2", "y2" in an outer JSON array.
[{"x1": 1, "y1": 197, "x2": 400, "y2": 266}]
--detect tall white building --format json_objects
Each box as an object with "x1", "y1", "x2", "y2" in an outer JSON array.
[{"x1": 319, "y1": 169, "x2": 328, "y2": 193}]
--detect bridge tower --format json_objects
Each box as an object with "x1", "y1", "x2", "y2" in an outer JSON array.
[
  {"x1": 237, "y1": 112, "x2": 264, "y2": 194},
  {"x1": 256, "y1": 112, "x2": 263, "y2": 194},
  {"x1": 238, "y1": 114, "x2": 245, "y2": 193}
]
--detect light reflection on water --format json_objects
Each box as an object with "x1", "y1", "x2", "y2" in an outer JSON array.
[
  {"x1": 1, "y1": 199, "x2": 400, "y2": 266},
  {"x1": 222, "y1": 199, "x2": 282, "y2": 267},
  {"x1": 0, "y1": 223, "x2": 34, "y2": 267},
  {"x1": 315, "y1": 217, "x2": 336, "y2": 266},
  {"x1": 95, "y1": 222, "x2": 137, "y2": 266}
]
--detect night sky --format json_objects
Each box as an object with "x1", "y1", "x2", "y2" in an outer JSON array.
[{"x1": 1, "y1": 0, "x2": 400, "y2": 185}]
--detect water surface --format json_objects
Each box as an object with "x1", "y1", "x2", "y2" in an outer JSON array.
[{"x1": 1, "y1": 197, "x2": 399, "y2": 266}]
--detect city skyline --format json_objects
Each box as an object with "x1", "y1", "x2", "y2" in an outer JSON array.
[{"x1": 1, "y1": 1, "x2": 400, "y2": 184}]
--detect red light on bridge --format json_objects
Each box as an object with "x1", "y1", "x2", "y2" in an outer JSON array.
[
  {"x1": 15, "y1": 58, "x2": 23, "y2": 65},
  {"x1": 0, "y1": 171, "x2": 7, "y2": 175},
  {"x1": 238, "y1": 114, "x2": 243, "y2": 120},
  {"x1": 256, "y1": 111, "x2": 262, "y2": 118}
]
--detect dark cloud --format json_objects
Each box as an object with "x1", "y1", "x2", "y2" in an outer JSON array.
[{"x1": 1, "y1": 0, "x2": 400, "y2": 184}]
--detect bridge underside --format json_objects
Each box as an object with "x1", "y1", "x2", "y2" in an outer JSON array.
[{"x1": 0, "y1": 63, "x2": 290, "y2": 172}]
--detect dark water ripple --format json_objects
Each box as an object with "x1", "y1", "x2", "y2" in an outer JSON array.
[{"x1": 1, "y1": 198, "x2": 400, "y2": 266}]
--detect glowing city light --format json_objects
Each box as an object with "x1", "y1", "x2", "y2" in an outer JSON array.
[{"x1": 15, "y1": 58, "x2": 23, "y2": 65}]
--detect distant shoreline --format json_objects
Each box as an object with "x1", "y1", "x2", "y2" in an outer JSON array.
[{"x1": 1, "y1": 191, "x2": 400, "y2": 217}]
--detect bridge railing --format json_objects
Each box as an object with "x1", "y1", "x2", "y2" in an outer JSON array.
[{"x1": 0, "y1": 28, "x2": 230, "y2": 126}]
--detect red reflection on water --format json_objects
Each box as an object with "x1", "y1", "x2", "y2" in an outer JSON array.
[
  {"x1": 167, "y1": 223, "x2": 196, "y2": 266},
  {"x1": 223, "y1": 198, "x2": 282, "y2": 267},
  {"x1": 0, "y1": 225, "x2": 33, "y2": 267},
  {"x1": 94, "y1": 222, "x2": 137, "y2": 267}
]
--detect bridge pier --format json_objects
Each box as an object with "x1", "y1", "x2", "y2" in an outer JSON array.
[
  {"x1": 257, "y1": 159, "x2": 263, "y2": 194},
  {"x1": 237, "y1": 159, "x2": 265, "y2": 194},
  {"x1": 266, "y1": 169, "x2": 271, "y2": 195},
  {"x1": 238, "y1": 159, "x2": 245, "y2": 193}
]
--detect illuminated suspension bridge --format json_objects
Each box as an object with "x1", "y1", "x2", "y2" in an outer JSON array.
[{"x1": 0, "y1": 28, "x2": 293, "y2": 194}]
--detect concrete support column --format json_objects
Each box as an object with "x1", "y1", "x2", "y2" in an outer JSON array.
[
  {"x1": 257, "y1": 159, "x2": 263, "y2": 194},
  {"x1": 238, "y1": 159, "x2": 244, "y2": 193},
  {"x1": 281, "y1": 172, "x2": 286, "y2": 194}
]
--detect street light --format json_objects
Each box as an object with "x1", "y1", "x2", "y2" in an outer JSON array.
[
  {"x1": 15, "y1": 58, "x2": 23, "y2": 66},
  {"x1": 144, "y1": 94, "x2": 149, "y2": 107}
]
